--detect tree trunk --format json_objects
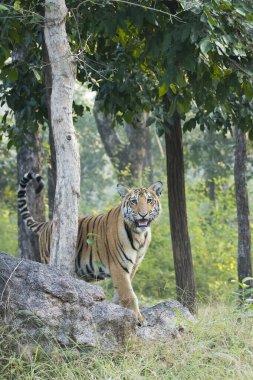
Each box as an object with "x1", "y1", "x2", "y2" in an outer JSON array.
[
  {"x1": 44, "y1": 0, "x2": 80, "y2": 274},
  {"x1": 125, "y1": 112, "x2": 154, "y2": 185},
  {"x1": 17, "y1": 131, "x2": 45, "y2": 262},
  {"x1": 234, "y1": 127, "x2": 252, "y2": 286},
  {"x1": 93, "y1": 100, "x2": 153, "y2": 186},
  {"x1": 206, "y1": 179, "x2": 216, "y2": 202},
  {"x1": 163, "y1": 95, "x2": 196, "y2": 312},
  {"x1": 48, "y1": 121, "x2": 57, "y2": 219},
  {"x1": 93, "y1": 101, "x2": 128, "y2": 173},
  {"x1": 144, "y1": 125, "x2": 154, "y2": 184},
  {"x1": 13, "y1": 46, "x2": 45, "y2": 262},
  {"x1": 42, "y1": 33, "x2": 56, "y2": 220}
]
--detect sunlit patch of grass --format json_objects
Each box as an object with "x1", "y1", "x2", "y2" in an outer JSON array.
[
  {"x1": 1, "y1": 303, "x2": 253, "y2": 379},
  {"x1": 0, "y1": 205, "x2": 18, "y2": 256}
]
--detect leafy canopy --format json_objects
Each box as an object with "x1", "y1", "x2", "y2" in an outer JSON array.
[{"x1": 1, "y1": 0, "x2": 253, "y2": 148}]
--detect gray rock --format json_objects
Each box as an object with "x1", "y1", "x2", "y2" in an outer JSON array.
[
  {"x1": 137, "y1": 301, "x2": 195, "y2": 341},
  {"x1": 0, "y1": 251, "x2": 136, "y2": 350},
  {"x1": 0, "y1": 251, "x2": 194, "y2": 350}
]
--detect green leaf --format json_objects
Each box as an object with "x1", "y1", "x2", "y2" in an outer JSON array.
[
  {"x1": 159, "y1": 83, "x2": 168, "y2": 97},
  {"x1": 4, "y1": 67, "x2": 18, "y2": 82},
  {"x1": 32, "y1": 68, "x2": 41, "y2": 82},
  {"x1": 183, "y1": 118, "x2": 196, "y2": 132},
  {"x1": 0, "y1": 4, "x2": 9, "y2": 11},
  {"x1": 117, "y1": 27, "x2": 128, "y2": 46},
  {"x1": 146, "y1": 116, "x2": 156, "y2": 127},
  {"x1": 235, "y1": 8, "x2": 246, "y2": 17},
  {"x1": 211, "y1": 64, "x2": 223, "y2": 80},
  {"x1": 87, "y1": 238, "x2": 96, "y2": 245},
  {"x1": 7, "y1": 140, "x2": 13, "y2": 149},
  {"x1": 243, "y1": 82, "x2": 253, "y2": 101},
  {"x1": 87, "y1": 233, "x2": 99, "y2": 245},
  {"x1": 215, "y1": 40, "x2": 227, "y2": 55},
  {"x1": 249, "y1": 128, "x2": 253, "y2": 140},
  {"x1": 73, "y1": 103, "x2": 84, "y2": 117},
  {"x1": 170, "y1": 83, "x2": 177, "y2": 94},
  {"x1": 232, "y1": 48, "x2": 247, "y2": 57},
  {"x1": 155, "y1": 122, "x2": 164, "y2": 137},
  {"x1": 123, "y1": 111, "x2": 134, "y2": 124},
  {"x1": 177, "y1": 99, "x2": 191, "y2": 115},
  {"x1": 199, "y1": 38, "x2": 213, "y2": 54},
  {"x1": 242, "y1": 277, "x2": 253, "y2": 283},
  {"x1": 132, "y1": 48, "x2": 141, "y2": 58},
  {"x1": 205, "y1": 10, "x2": 218, "y2": 28}
]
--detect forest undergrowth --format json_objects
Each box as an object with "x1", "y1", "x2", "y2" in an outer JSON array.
[
  {"x1": 0, "y1": 175, "x2": 252, "y2": 379},
  {"x1": 0, "y1": 302, "x2": 253, "y2": 380}
]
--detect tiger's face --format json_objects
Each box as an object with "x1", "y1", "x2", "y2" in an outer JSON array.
[{"x1": 117, "y1": 182, "x2": 163, "y2": 232}]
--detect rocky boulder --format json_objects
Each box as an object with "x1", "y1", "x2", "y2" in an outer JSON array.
[
  {"x1": 0, "y1": 251, "x2": 194, "y2": 350},
  {"x1": 138, "y1": 301, "x2": 194, "y2": 340}
]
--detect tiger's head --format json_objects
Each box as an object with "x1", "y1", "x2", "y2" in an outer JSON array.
[{"x1": 117, "y1": 181, "x2": 163, "y2": 233}]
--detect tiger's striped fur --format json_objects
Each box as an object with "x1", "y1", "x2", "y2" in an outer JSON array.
[{"x1": 18, "y1": 171, "x2": 163, "y2": 322}]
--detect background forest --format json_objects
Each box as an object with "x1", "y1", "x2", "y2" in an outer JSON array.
[
  {"x1": 1, "y1": 0, "x2": 253, "y2": 379},
  {"x1": 1, "y1": 93, "x2": 252, "y2": 302}
]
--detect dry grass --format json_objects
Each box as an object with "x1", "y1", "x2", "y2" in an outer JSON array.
[{"x1": 1, "y1": 302, "x2": 253, "y2": 380}]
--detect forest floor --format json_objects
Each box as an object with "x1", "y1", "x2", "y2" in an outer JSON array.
[{"x1": 1, "y1": 302, "x2": 253, "y2": 380}]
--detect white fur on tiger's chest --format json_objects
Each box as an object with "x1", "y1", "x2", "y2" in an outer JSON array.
[{"x1": 122, "y1": 227, "x2": 151, "y2": 269}]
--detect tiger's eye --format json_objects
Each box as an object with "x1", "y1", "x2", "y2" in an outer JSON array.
[
  {"x1": 147, "y1": 198, "x2": 153, "y2": 204},
  {"x1": 130, "y1": 198, "x2": 137, "y2": 205}
]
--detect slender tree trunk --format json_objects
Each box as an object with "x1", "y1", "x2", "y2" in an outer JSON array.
[
  {"x1": 163, "y1": 95, "x2": 196, "y2": 312},
  {"x1": 17, "y1": 131, "x2": 45, "y2": 261},
  {"x1": 43, "y1": 34, "x2": 56, "y2": 219},
  {"x1": 205, "y1": 179, "x2": 216, "y2": 202},
  {"x1": 48, "y1": 121, "x2": 56, "y2": 219},
  {"x1": 93, "y1": 101, "x2": 127, "y2": 172},
  {"x1": 44, "y1": 0, "x2": 80, "y2": 274},
  {"x1": 234, "y1": 127, "x2": 252, "y2": 286},
  {"x1": 94, "y1": 100, "x2": 153, "y2": 186},
  {"x1": 125, "y1": 112, "x2": 154, "y2": 185},
  {"x1": 144, "y1": 126, "x2": 154, "y2": 184},
  {"x1": 13, "y1": 46, "x2": 45, "y2": 262}
]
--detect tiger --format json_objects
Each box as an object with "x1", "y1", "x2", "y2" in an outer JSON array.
[{"x1": 17, "y1": 171, "x2": 163, "y2": 323}]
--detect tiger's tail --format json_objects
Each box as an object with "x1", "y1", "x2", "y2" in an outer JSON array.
[{"x1": 17, "y1": 171, "x2": 45, "y2": 233}]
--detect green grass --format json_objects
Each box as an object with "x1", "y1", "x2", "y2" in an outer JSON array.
[
  {"x1": 0, "y1": 206, "x2": 18, "y2": 255},
  {"x1": 1, "y1": 302, "x2": 253, "y2": 380}
]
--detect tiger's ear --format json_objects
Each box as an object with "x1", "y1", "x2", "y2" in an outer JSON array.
[
  {"x1": 117, "y1": 184, "x2": 129, "y2": 200},
  {"x1": 149, "y1": 181, "x2": 163, "y2": 197}
]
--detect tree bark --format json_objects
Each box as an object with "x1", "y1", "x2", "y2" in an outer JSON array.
[
  {"x1": 44, "y1": 0, "x2": 80, "y2": 274},
  {"x1": 143, "y1": 125, "x2": 154, "y2": 184},
  {"x1": 206, "y1": 179, "x2": 216, "y2": 202},
  {"x1": 163, "y1": 95, "x2": 196, "y2": 312},
  {"x1": 48, "y1": 118, "x2": 57, "y2": 219},
  {"x1": 17, "y1": 130, "x2": 45, "y2": 262},
  {"x1": 234, "y1": 127, "x2": 252, "y2": 285},
  {"x1": 125, "y1": 112, "x2": 154, "y2": 184},
  {"x1": 13, "y1": 45, "x2": 45, "y2": 262},
  {"x1": 42, "y1": 33, "x2": 56, "y2": 220},
  {"x1": 93, "y1": 100, "x2": 153, "y2": 186}
]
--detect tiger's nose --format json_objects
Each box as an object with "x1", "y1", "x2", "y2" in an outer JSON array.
[{"x1": 139, "y1": 212, "x2": 148, "y2": 218}]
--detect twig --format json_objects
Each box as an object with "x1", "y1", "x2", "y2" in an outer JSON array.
[{"x1": 0, "y1": 259, "x2": 24, "y2": 302}]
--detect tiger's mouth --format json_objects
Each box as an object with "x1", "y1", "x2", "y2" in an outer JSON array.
[{"x1": 135, "y1": 218, "x2": 150, "y2": 228}]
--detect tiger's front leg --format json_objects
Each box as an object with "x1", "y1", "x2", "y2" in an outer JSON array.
[
  {"x1": 110, "y1": 265, "x2": 143, "y2": 324},
  {"x1": 112, "y1": 263, "x2": 139, "y2": 303}
]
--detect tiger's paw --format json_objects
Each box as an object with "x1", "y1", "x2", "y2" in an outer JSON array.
[{"x1": 136, "y1": 311, "x2": 144, "y2": 326}]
